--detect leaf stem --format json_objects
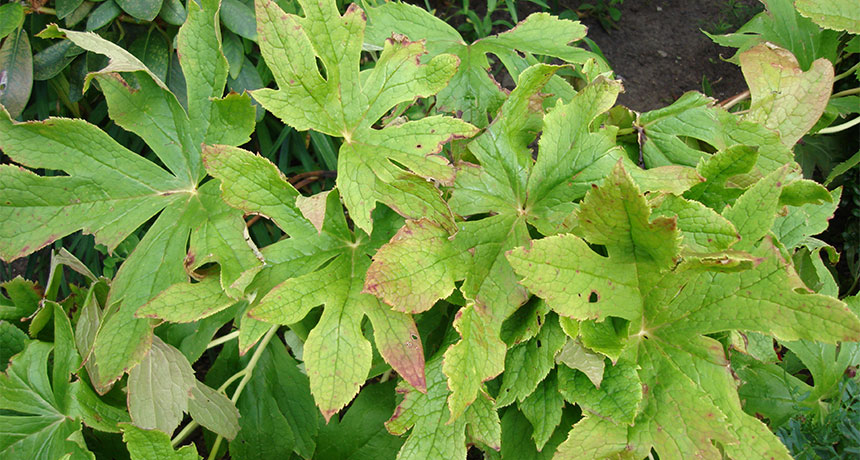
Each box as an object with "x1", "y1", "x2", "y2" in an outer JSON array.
[
  {"x1": 171, "y1": 421, "x2": 198, "y2": 448},
  {"x1": 206, "y1": 330, "x2": 240, "y2": 349},
  {"x1": 206, "y1": 325, "x2": 279, "y2": 460},
  {"x1": 170, "y1": 326, "x2": 279, "y2": 451},
  {"x1": 217, "y1": 369, "x2": 247, "y2": 393},
  {"x1": 834, "y1": 62, "x2": 860, "y2": 82},
  {"x1": 718, "y1": 90, "x2": 750, "y2": 110},
  {"x1": 30, "y1": 6, "x2": 57, "y2": 15},
  {"x1": 832, "y1": 87, "x2": 860, "y2": 98},
  {"x1": 231, "y1": 325, "x2": 278, "y2": 403},
  {"x1": 817, "y1": 116, "x2": 860, "y2": 134}
]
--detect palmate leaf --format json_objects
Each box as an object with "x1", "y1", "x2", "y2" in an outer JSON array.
[
  {"x1": 364, "y1": 2, "x2": 605, "y2": 128},
  {"x1": 704, "y1": 0, "x2": 841, "y2": 69},
  {"x1": 386, "y1": 349, "x2": 500, "y2": 460},
  {"x1": 251, "y1": 0, "x2": 477, "y2": 234},
  {"x1": 1, "y1": 303, "x2": 129, "y2": 459},
  {"x1": 795, "y1": 0, "x2": 860, "y2": 34},
  {"x1": 0, "y1": 0, "x2": 261, "y2": 390},
  {"x1": 366, "y1": 65, "x2": 698, "y2": 423},
  {"x1": 202, "y1": 144, "x2": 426, "y2": 421},
  {"x1": 507, "y1": 162, "x2": 860, "y2": 459},
  {"x1": 740, "y1": 42, "x2": 834, "y2": 147},
  {"x1": 636, "y1": 91, "x2": 794, "y2": 172}
]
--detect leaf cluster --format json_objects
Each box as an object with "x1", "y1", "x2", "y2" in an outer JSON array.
[{"x1": 1, "y1": 0, "x2": 859, "y2": 459}]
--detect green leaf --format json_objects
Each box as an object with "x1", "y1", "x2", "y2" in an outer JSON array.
[
  {"x1": 121, "y1": 424, "x2": 200, "y2": 460},
  {"x1": 127, "y1": 337, "x2": 196, "y2": 434},
  {"x1": 0, "y1": 320, "x2": 28, "y2": 367},
  {"x1": 0, "y1": 0, "x2": 259, "y2": 388},
  {"x1": 221, "y1": 31, "x2": 244, "y2": 79},
  {"x1": 555, "y1": 338, "x2": 605, "y2": 387},
  {"x1": 137, "y1": 274, "x2": 237, "y2": 323},
  {"x1": 637, "y1": 92, "x2": 792, "y2": 173},
  {"x1": 518, "y1": 370, "x2": 564, "y2": 451},
  {"x1": 0, "y1": 276, "x2": 40, "y2": 323},
  {"x1": 365, "y1": 219, "x2": 469, "y2": 313},
  {"x1": 33, "y1": 40, "x2": 76, "y2": 81},
  {"x1": 57, "y1": 0, "x2": 85, "y2": 20},
  {"x1": 772, "y1": 187, "x2": 840, "y2": 249},
  {"x1": 159, "y1": 0, "x2": 187, "y2": 26},
  {"x1": 228, "y1": 339, "x2": 319, "y2": 459},
  {"x1": 221, "y1": 0, "x2": 257, "y2": 41},
  {"x1": 0, "y1": 339, "x2": 95, "y2": 459},
  {"x1": 558, "y1": 358, "x2": 641, "y2": 425},
  {"x1": 386, "y1": 352, "x2": 501, "y2": 460},
  {"x1": 187, "y1": 381, "x2": 240, "y2": 440},
  {"x1": 501, "y1": 404, "x2": 578, "y2": 459},
  {"x1": 86, "y1": 0, "x2": 122, "y2": 31},
  {"x1": 555, "y1": 414, "x2": 645, "y2": 459},
  {"x1": 704, "y1": 0, "x2": 840, "y2": 69},
  {"x1": 129, "y1": 29, "x2": 170, "y2": 83},
  {"x1": 495, "y1": 314, "x2": 565, "y2": 407},
  {"x1": 252, "y1": 0, "x2": 476, "y2": 233},
  {"x1": 0, "y1": 28, "x2": 33, "y2": 118},
  {"x1": 205, "y1": 145, "x2": 425, "y2": 420},
  {"x1": 740, "y1": 43, "x2": 834, "y2": 146},
  {"x1": 0, "y1": 4, "x2": 24, "y2": 40},
  {"x1": 795, "y1": 0, "x2": 860, "y2": 34},
  {"x1": 315, "y1": 381, "x2": 404, "y2": 460},
  {"x1": 365, "y1": 3, "x2": 601, "y2": 127},
  {"x1": 508, "y1": 162, "x2": 860, "y2": 458},
  {"x1": 650, "y1": 194, "x2": 740, "y2": 252},
  {"x1": 116, "y1": 0, "x2": 164, "y2": 21},
  {"x1": 363, "y1": 65, "x2": 626, "y2": 419}
]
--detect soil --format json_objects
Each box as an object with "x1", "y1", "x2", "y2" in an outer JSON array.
[
  {"x1": 574, "y1": 0, "x2": 760, "y2": 111},
  {"x1": 423, "y1": 0, "x2": 762, "y2": 112}
]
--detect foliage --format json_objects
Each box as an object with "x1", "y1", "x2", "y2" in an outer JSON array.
[{"x1": 1, "y1": 0, "x2": 859, "y2": 459}]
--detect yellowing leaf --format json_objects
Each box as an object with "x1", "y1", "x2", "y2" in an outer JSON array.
[
  {"x1": 204, "y1": 145, "x2": 426, "y2": 421},
  {"x1": 508, "y1": 162, "x2": 860, "y2": 458},
  {"x1": 740, "y1": 42, "x2": 834, "y2": 146},
  {"x1": 365, "y1": 3, "x2": 603, "y2": 127},
  {"x1": 252, "y1": 0, "x2": 476, "y2": 233}
]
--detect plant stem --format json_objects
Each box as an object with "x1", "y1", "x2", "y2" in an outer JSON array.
[
  {"x1": 832, "y1": 87, "x2": 860, "y2": 98},
  {"x1": 218, "y1": 369, "x2": 247, "y2": 393},
  {"x1": 206, "y1": 325, "x2": 279, "y2": 460},
  {"x1": 171, "y1": 421, "x2": 199, "y2": 448},
  {"x1": 230, "y1": 325, "x2": 279, "y2": 403},
  {"x1": 818, "y1": 116, "x2": 860, "y2": 134},
  {"x1": 834, "y1": 62, "x2": 860, "y2": 82},
  {"x1": 206, "y1": 330, "x2": 240, "y2": 349},
  {"x1": 718, "y1": 90, "x2": 750, "y2": 110},
  {"x1": 171, "y1": 326, "x2": 279, "y2": 451},
  {"x1": 30, "y1": 6, "x2": 57, "y2": 15}
]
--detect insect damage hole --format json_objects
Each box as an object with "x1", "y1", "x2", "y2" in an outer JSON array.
[{"x1": 588, "y1": 291, "x2": 599, "y2": 303}]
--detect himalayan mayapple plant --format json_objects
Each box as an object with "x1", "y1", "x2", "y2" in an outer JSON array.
[{"x1": 1, "y1": 0, "x2": 859, "y2": 459}]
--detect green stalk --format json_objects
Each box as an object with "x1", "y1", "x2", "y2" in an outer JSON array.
[
  {"x1": 818, "y1": 116, "x2": 860, "y2": 134},
  {"x1": 206, "y1": 330, "x2": 240, "y2": 349},
  {"x1": 171, "y1": 326, "x2": 280, "y2": 451},
  {"x1": 832, "y1": 87, "x2": 860, "y2": 98},
  {"x1": 206, "y1": 326, "x2": 280, "y2": 460},
  {"x1": 834, "y1": 62, "x2": 860, "y2": 82}
]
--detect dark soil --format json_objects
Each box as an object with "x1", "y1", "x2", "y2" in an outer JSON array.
[
  {"x1": 424, "y1": 0, "x2": 762, "y2": 112},
  {"x1": 576, "y1": 0, "x2": 761, "y2": 111}
]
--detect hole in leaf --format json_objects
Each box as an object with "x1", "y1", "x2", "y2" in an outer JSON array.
[
  {"x1": 315, "y1": 57, "x2": 327, "y2": 80},
  {"x1": 536, "y1": 339, "x2": 542, "y2": 348},
  {"x1": 589, "y1": 291, "x2": 599, "y2": 303}
]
